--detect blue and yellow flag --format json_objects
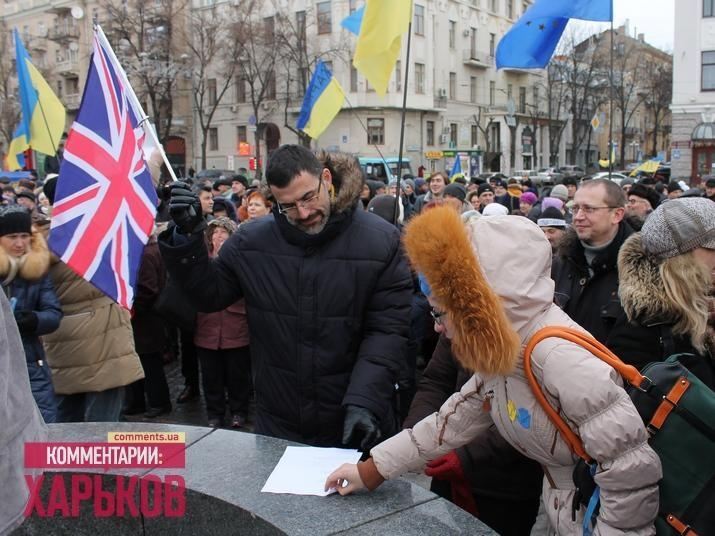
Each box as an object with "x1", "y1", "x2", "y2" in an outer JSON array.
[
  {"x1": 353, "y1": 0, "x2": 412, "y2": 96},
  {"x1": 6, "y1": 29, "x2": 65, "y2": 170},
  {"x1": 296, "y1": 61, "x2": 345, "y2": 139},
  {"x1": 496, "y1": 0, "x2": 612, "y2": 69},
  {"x1": 450, "y1": 156, "x2": 462, "y2": 181}
]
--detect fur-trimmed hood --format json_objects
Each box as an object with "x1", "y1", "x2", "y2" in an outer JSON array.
[
  {"x1": 617, "y1": 232, "x2": 676, "y2": 325},
  {"x1": 403, "y1": 207, "x2": 533, "y2": 375},
  {"x1": 0, "y1": 230, "x2": 51, "y2": 284},
  {"x1": 318, "y1": 150, "x2": 364, "y2": 214}
]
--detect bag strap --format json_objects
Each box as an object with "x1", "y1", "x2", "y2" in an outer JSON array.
[{"x1": 523, "y1": 326, "x2": 647, "y2": 463}]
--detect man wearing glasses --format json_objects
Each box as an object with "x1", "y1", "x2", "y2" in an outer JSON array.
[
  {"x1": 551, "y1": 178, "x2": 633, "y2": 344},
  {"x1": 159, "y1": 144, "x2": 412, "y2": 451}
]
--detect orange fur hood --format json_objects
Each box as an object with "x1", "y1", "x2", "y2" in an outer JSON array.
[
  {"x1": 0, "y1": 228, "x2": 51, "y2": 283},
  {"x1": 403, "y1": 207, "x2": 522, "y2": 375}
]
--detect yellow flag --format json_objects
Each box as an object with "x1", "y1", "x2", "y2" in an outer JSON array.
[{"x1": 353, "y1": 0, "x2": 412, "y2": 96}]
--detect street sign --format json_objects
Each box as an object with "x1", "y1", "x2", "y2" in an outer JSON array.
[
  {"x1": 506, "y1": 98, "x2": 516, "y2": 116},
  {"x1": 248, "y1": 115, "x2": 257, "y2": 126},
  {"x1": 505, "y1": 116, "x2": 517, "y2": 128},
  {"x1": 590, "y1": 113, "x2": 600, "y2": 131},
  {"x1": 226, "y1": 155, "x2": 235, "y2": 170},
  {"x1": 672, "y1": 149, "x2": 681, "y2": 160}
]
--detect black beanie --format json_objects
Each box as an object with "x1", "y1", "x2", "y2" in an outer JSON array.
[
  {"x1": 43, "y1": 176, "x2": 58, "y2": 205},
  {"x1": 477, "y1": 183, "x2": 494, "y2": 196},
  {"x1": 0, "y1": 206, "x2": 32, "y2": 236},
  {"x1": 367, "y1": 194, "x2": 398, "y2": 223}
]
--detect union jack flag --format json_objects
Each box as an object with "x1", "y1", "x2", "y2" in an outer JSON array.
[{"x1": 48, "y1": 31, "x2": 158, "y2": 309}]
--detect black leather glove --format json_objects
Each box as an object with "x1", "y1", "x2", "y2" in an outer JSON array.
[
  {"x1": 342, "y1": 405, "x2": 382, "y2": 451},
  {"x1": 14, "y1": 310, "x2": 39, "y2": 335},
  {"x1": 168, "y1": 181, "x2": 206, "y2": 235}
]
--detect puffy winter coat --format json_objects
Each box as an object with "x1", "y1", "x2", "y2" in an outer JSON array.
[
  {"x1": 194, "y1": 300, "x2": 249, "y2": 350},
  {"x1": 607, "y1": 233, "x2": 715, "y2": 388},
  {"x1": 0, "y1": 231, "x2": 62, "y2": 423},
  {"x1": 551, "y1": 221, "x2": 634, "y2": 344},
  {"x1": 364, "y1": 211, "x2": 661, "y2": 535},
  {"x1": 159, "y1": 154, "x2": 412, "y2": 447},
  {"x1": 42, "y1": 261, "x2": 144, "y2": 395}
]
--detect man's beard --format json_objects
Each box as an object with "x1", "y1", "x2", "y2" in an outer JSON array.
[{"x1": 292, "y1": 205, "x2": 331, "y2": 235}]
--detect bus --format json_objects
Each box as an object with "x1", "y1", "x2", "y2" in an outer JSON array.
[{"x1": 359, "y1": 157, "x2": 413, "y2": 184}]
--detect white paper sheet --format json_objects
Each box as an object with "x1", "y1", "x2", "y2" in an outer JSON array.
[{"x1": 261, "y1": 446, "x2": 362, "y2": 496}]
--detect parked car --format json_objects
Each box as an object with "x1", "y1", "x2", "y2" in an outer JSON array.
[
  {"x1": 358, "y1": 157, "x2": 413, "y2": 184},
  {"x1": 196, "y1": 169, "x2": 235, "y2": 180},
  {"x1": 537, "y1": 167, "x2": 564, "y2": 184},
  {"x1": 582, "y1": 172, "x2": 629, "y2": 186},
  {"x1": 557, "y1": 165, "x2": 585, "y2": 178}
]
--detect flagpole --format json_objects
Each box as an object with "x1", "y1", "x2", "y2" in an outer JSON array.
[
  {"x1": 608, "y1": 3, "x2": 614, "y2": 179},
  {"x1": 393, "y1": 21, "x2": 412, "y2": 225},
  {"x1": 32, "y1": 89, "x2": 60, "y2": 163},
  {"x1": 94, "y1": 24, "x2": 179, "y2": 182}
]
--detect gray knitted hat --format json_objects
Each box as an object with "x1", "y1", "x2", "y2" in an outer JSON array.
[
  {"x1": 550, "y1": 184, "x2": 569, "y2": 202},
  {"x1": 641, "y1": 198, "x2": 715, "y2": 261}
]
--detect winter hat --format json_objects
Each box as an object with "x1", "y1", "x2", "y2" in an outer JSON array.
[
  {"x1": 402, "y1": 178, "x2": 416, "y2": 192},
  {"x1": 15, "y1": 191, "x2": 36, "y2": 204},
  {"x1": 641, "y1": 198, "x2": 715, "y2": 261},
  {"x1": 620, "y1": 177, "x2": 635, "y2": 189},
  {"x1": 207, "y1": 216, "x2": 238, "y2": 236},
  {"x1": 541, "y1": 197, "x2": 564, "y2": 212},
  {"x1": 519, "y1": 192, "x2": 537, "y2": 205},
  {"x1": 444, "y1": 183, "x2": 467, "y2": 202},
  {"x1": 367, "y1": 194, "x2": 400, "y2": 223},
  {"x1": 0, "y1": 206, "x2": 32, "y2": 236},
  {"x1": 705, "y1": 177, "x2": 715, "y2": 188},
  {"x1": 628, "y1": 183, "x2": 660, "y2": 210},
  {"x1": 666, "y1": 181, "x2": 684, "y2": 194},
  {"x1": 550, "y1": 184, "x2": 569, "y2": 203},
  {"x1": 17, "y1": 179, "x2": 36, "y2": 191},
  {"x1": 537, "y1": 207, "x2": 567, "y2": 228},
  {"x1": 482, "y1": 203, "x2": 509, "y2": 217},
  {"x1": 42, "y1": 176, "x2": 58, "y2": 205},
  {"x1": 415, "y1": 178, "x2": 426, "y2": 190},
  {"x1": 366, "y1": 179, "x2": 385, "y2": 197},
  {"x1": 477, "y1": 183, "x2": 494, "y2": 196}
]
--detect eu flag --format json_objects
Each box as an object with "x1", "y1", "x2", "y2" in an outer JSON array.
[{"x1": 496, "y1": 0, "x2": 612, "y2": 69}]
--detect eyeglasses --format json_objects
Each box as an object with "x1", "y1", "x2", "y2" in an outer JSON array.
[
  {"x1": 571, "y1": 204, "x2": 618, "y2": 215},
  {"x1": 276, "y1": 180, "x2": 323, "y2": 215},
  {"x1": 430, "y1": 308, "x2": 446, "y2": 325}
]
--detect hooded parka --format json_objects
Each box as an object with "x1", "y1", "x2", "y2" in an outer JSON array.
[
  {"x1": 159, "y1": 153, "x2": 412, "y2": 446},
  {"x1": 362, "y1": 211, "x2": 661, "y2": 535}
]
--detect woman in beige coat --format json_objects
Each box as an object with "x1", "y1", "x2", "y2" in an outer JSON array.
[{"x1": 326, "y1": 207, "x2": 662, "y2": 535}]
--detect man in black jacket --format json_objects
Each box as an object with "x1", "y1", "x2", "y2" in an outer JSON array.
[
  {"x1": 552, "y1": 178, "x2": 632, "y2": 344},
  {"x1": 159, "y1": 145, "x2": 412, "y2": 449}
]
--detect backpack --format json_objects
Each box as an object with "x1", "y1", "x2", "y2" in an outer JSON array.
[{"x1": 524, "y1": 326, "x2": 715, "y2": 536}]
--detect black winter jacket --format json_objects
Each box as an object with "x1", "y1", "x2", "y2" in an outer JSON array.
[
  {"x1": 551, "y1": 221, "x2": 634, "y2": 344},
  {"x1": 159, "y1": 166, "x2": 412, "y2": 447}
]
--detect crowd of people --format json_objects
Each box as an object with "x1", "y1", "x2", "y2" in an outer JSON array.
[{"x1": 2, "y1": 147, "x2": 715, "y2": 534}]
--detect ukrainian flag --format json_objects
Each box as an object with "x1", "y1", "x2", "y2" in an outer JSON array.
[
  {"x1": 296, "y1": 61, "x2": 345, "y2": 140},
  {"x1": 6, "y1": 29, "x2": 65, "y2": 170},
  {"x1": 353, "y1": 0, "x2": 412, "y2": 96}
]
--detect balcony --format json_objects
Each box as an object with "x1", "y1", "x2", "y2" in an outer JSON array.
[
  {"x1": 56, "y1": 59, "x2": 80, "y2": 77},
  {"x1": 49, "y1": 25, "x2": 80, "y2": 42},
  {"x1": 462, "y1": 49, "x2": 493, "y2": 69},
  {"x1": 63, "y1": 93, "x2": 81, "y2": 111}
]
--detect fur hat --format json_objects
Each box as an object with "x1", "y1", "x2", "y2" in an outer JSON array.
[
  {"x1": 628, "y1": 183, "x2": 660, "y2": 210},
  {"x1": 550, "y1": 184, "x2": 569, "y2": 202},
  {"x1": 641, "y1": 198, "x2": 715, "y2": 261},
  {"x1": 482, "y1": 203, "x2": 508, "y2": 217},
  {"x1": 403, "y1": 207, "x2": 520, "y2": 375},
  {"x1": 207, "y1": 216, "x2": 238, "y2": 235},
  {"x1": 15, "y1": 191, "x2": 36, "y2": 204},
  {"x1": 0, "y1": 206, "x2": 32, "y2": 236}
]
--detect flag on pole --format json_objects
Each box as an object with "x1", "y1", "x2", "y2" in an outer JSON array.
[
  {"x1": 6, "y1": 29, "x2": 66, "y2": 170},
  {"x1": 353, "y1": 0, "x2": 412, "y2": 96},
  {"x1": 496, "y1": 0, "x2": 612, "y2": 69},
  {"x1": 450, "y1": 156, "x2": 462, "y2": 181},
  {"x1": 296, "y1": 61, "x2": 345, "y2": 139},
  {"x1": 48, "y1": 29, "x2": 158, "y2": 310},
  {"x1": 341, "y1": 6, "x2": 364, "y2": 35}
]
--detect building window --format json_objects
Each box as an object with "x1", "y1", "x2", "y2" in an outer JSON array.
[
  {"x1": 237, "y1": 125, "x2": 247, "y2": 143},
  {"x1": 449, "y1": 72, "x2": 456, "y2": 100},
  {"x1": 490, "y1": 0, "x2": 498, "y2": 13},
  {"x1": 507, "y1": 0, "x2": 513, "y2": 18},
  {"x1": 395, "y1": 61, "x2": 402, "y2": 92},
  {"x1": 489, "y1": 33, "x2": 496, "y2": 57},
  {"x1": 264, "y1": 16, "x2": 275, "y2": 43},
  {"x1": 367, "y1": 118, "x2": 385, "y2": 145},
  {"x1": 519, "y1": 86, "x2": 526, "y2": 113},
  {"x1": 705, "y1": 0, "x2": 715, "y2": 17},
  {"x1": 470, "y1": 76, "x2": 477, "y2": 104},
  {"x1": 236, "y1": 76, "x2": 246, "y2": 103},
  {"x1": 296, "y1": 10, "x2": 306, "y2": 40},
  {"x1": 507, "y1": 83, "x2": 513, "y2": 101},
  {"x1": 208, "y1": 78, "x2": 217, "y2": 106},
  {"x1": 532, "y1": 86, "x2": 539, "y2": 110},
  {"x1": 449, "y1": 21, "x2": 456, "y2": 49},
  {"x1": 703, "y1": 51, "x2": 715, "y2": 90},
  {"x1": 209, "y1": 127, "x2": 218, "y2": 151},
  {"x1": 450, "y1": 123, "x2": 458, "y2": 147},
  {"x1": 266, "y1": 70, "x2": 276, "y2": 99},
  {"x1": 317, "y1": 2, "x2": 332, "y2": 34},
  {"x1": 350, "y1": 66, "x2": 358, "y2": 92},
  {"x1": 414, "y1": 4, "x2": 425, "y2": 36},
  {"x1": 471, "y1": 125, "x2": 478, "y2": 147},
  {"x1": 489, "y1": 80, "x2": 495, "y2": 105},
  {"x1": 56, "y1": 79, "x2": 63, "y2": 97},
  {"x1": 427, "y1": 120, "x2": 435, "y2": 146},
  {"x1": 415, "y1": 62, "x2": 425, "y2": 94}
]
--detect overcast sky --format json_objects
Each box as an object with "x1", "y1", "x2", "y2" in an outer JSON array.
[{"x1": 571, "y1": 0, "x2": 675, "y2": 52}]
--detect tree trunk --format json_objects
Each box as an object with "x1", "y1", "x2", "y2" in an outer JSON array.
[
  {"x1": 652, "y1": 111, "x2": 660, "y2": 157},
  {"x1": 201, "y1": 132, "x2": 207, "y2": 170},
  {"x1": 254, "y1": 130, "x2": 262, "y2": 179}
]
